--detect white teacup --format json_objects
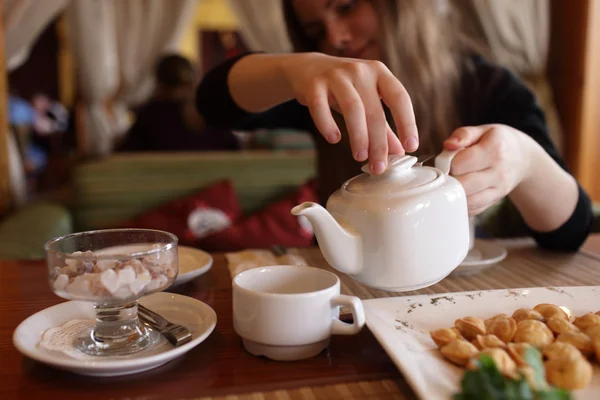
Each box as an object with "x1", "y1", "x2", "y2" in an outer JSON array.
[{"x1": 232, "y1": 265, "x2": 365, "y2": 361}]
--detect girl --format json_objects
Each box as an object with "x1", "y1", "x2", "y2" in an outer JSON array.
[{"x1": 195, "y1": 0, "x2": 593, "y2": 251}]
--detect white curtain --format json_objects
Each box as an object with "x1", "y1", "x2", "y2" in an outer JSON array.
[
  {"x1": 67, "y1": 0, "x2": 198, "y2": 156},
  {"x1": 465, "y1": 0, "x2": 549, "y2": 76},
  {"x1": 227, "y1": 0, "x2": 291, "y2": 53},
  {"x1": 2, "y1": 0, "x2": 70, "y2": 71},
  {"x1": 115, "y1": 0, "x2": 198, "y2": 106},
  {"x1": 457, "y1": 0, "x2": 563, "y2": 154},
  {"x1": 66, "y1": 0, "x2": 120, "y2": 156}
]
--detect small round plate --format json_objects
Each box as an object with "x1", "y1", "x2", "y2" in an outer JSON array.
[
  {"x1": 450, "y1": 239, "x2": 508, "y2": 277},
  {"x1": 12, "y1": 292, "x2": 217, "y2": 377},
  {"x1": 175, "y1": 246, "x2": 213, "y2": 286}
]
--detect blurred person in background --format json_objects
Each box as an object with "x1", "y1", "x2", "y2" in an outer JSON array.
[{"x1": 119, "y1": 54, "x2": 240, "y2": 152}]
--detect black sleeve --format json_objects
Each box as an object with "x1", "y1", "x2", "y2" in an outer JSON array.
[
  {"x1": 195, "y1": 52, "x2": 315, "y2": 133},
  {"x1": 472, "y1": 58, "x2": 593, "y2": 251}
]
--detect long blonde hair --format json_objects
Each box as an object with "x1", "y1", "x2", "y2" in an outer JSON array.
[{"x1": 282, "y1": 0, "x2": 482, "y2": 154}]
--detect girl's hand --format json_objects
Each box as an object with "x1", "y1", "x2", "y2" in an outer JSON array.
[
  {"x1": 280, "y1": 52, "x2": 419, "y2": 174},
  {"x1": 443, "y1": 124, "x2": 533, "y2": 216}
]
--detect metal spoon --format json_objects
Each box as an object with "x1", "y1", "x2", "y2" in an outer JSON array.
[{"x1": 138, "y1": 303, "x2": 192, "y2": 347}]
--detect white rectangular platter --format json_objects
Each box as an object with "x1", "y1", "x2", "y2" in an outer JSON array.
[{"x1": 363, "y1": 286, "x2": 600, "y2": 400}]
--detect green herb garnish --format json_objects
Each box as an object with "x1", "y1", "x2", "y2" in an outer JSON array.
[{"x1": 453, "y1": 348, "x2": 571, "y2": 400}]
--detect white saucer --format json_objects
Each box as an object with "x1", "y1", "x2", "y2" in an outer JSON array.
[
  {"x1": 12, "y1": 292, "x2": 217, "y2": 377},
  {"x1": 174, "y1": 246, "x2": 213, "y2": 285},
  {"x1": 450, "y1": 239, "x2": 508, "y2": 277}
]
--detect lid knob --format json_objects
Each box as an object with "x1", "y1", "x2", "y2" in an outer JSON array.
[{"x1": 360, "y1": 155, "x2": 418, "y2": 175}]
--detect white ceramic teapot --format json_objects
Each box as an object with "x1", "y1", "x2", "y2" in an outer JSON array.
[{"x1": 291, "y1": 150, "x2": 469, "y2": 292}]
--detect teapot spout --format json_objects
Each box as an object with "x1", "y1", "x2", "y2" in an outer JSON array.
[{"x1": 291, "y1": 202, "x2": 363, "y2": 275}]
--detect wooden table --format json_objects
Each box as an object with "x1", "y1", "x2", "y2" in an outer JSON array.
[
  {"x1": 2, "y1": 235, "x2": 600, "y2": 400},
  {"x1": 583, "y1": 233, "x2": 600, "y2": 260}
]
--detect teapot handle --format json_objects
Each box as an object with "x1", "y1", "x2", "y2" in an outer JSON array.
[{"x1": 434, "y1": 148, "x2": 463, "y2": 175}]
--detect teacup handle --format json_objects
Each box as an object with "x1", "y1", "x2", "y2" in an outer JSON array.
[
  {"x1": 330, "y1": 295, "x2": 365, "y2": 335},
  {"x1": 434, "y1": 148, "x2": 463, "y2": 175}
]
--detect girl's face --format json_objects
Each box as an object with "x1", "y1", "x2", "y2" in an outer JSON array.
[{"x1": 292, "y1": 0, "x2": 381, "y2": 60}]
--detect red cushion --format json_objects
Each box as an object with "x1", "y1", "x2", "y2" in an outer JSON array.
[
  {"x1": 117, "y1": 179, "x2": 241, "y2": 246},
  {"x1": 192, "y1": 179, "x2": 318, "y2": 251}
]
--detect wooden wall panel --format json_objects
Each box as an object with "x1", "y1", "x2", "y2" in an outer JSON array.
[
  {"x1": 0, "y1": 1, "x2": 11, "y2": 215},
  {"x1": 576, "y1": 0, "x2": 600, "y2": 201},
  {"x1": 56, "y1": 14, "x2": 75, "y2": 109},
  {"x1": 548, "y1": 0, "x2": 600, "y2": 201}
]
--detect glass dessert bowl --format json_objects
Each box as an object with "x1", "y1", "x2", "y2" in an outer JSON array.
[{"x1": 45, "y1": 229, "x2": 178, "y2": 356}]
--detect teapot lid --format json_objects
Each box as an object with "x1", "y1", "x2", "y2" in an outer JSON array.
[{"x1": 343, "y1": 155, "x2": 438, "y2": 195}]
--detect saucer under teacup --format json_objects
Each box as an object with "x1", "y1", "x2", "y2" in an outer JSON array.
[
  {"x1": 242, "y1": 338, "x2": 331, "y2": 361},
  {"x1": 13, "y1": 292, "x2": 216, "y2": 376},
  {"x1": 450, "y1": 239, "x2": 508, "y2": 277}
]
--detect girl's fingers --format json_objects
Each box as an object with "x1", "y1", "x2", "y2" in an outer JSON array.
[
  {"x1": 377, "y1": 66, "x2": 419, "y2": 152},
  {"x1": 466, "y1": 187, "x2": 499, "y2": 213},
  {"x1": 355, "y1": 80, "x2": 389, "y2": 173},
  {"x1": 450, "y1": 143, "x2": 494, "y2": 176},
  {"x1": 454, "y1": 168, "x2": 495, "y2": 196},
  {"x1": 305, "y1": 80, "x2": 341, "y2": 143},
  {"x1": 387, "y1": 123, "x2": 404, "y2": 155},
  {"x1": 328, "y1": 74, "x2": 369, "y2": 162}
]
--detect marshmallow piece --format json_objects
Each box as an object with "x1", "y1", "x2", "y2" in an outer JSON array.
[
  {"x1": 146, "y1": 280, "x2": 159, "y2": 292},
  {"x1": 95, "y1": 259, "x2": 118, "y2": 272},
  {"x1": 61, "y1": 263, "x2": 78, "y2": 276},
  {"x1": 80, "y1": 261, "x2": 95, "y2": 274},
  {"x1": 129, "y1": 271, "x2": 151, "y2": 295},
  {"x1": 146, "y1": 274, "x2": 168, "y2": 292},
  {"x1": 67, "y1": 274, "x2": 91, "y2": 297},
  {"x1": 156, "y1": 275, "x2": 168, "y2": 289},
  {"x1": 145, "y1": 249, "x2": 174, "y2": 266},
  {"x1": 143, "y1": 255, "x2": 158, "y2": 264},
  {"x1": 158, "y1": 250, "x2": 174, "y2": 266},
  {"x1": 145, "y1": 264, "x2": 165, "y2": 279},
  {"x1": 65, "y1": 258, "x2": 78, "y2": 268},
  {"x1": 166, "y1": 265, "x2": 177, "y2": 279},
  {"x1": 66, "y1": 251, "x2": 95, "y2": 268},
  {"x1": 129, "y1": 281, "x2": 147, "y2": 295},
  {"x1": 65, "y1": 254, "x2": 83, "y2": 273},
  {"x1": 142, "y1": 244, "x2": 163, "y2": 264},
  {"x1": 53, "y1": 274, "x2": 69, "y2": 291},
  {"x1": 113, "y1": 285, "x2": 133, "y2": 299},
  {"x1": 100, "y1": 269, "x2": 120, "y2": 294},
  {"x1": 118, "y1": 266, "x2": 136, "y2": 285},
  {"x1": 87, "y1": 275, "x2": 106, "y2": 297},
  {"x1": 122, "y1": 259, "x2": 144, "y2": 274},
  {"x1": 139, "y1": 270, "x2": 151, "y2": 281}
]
